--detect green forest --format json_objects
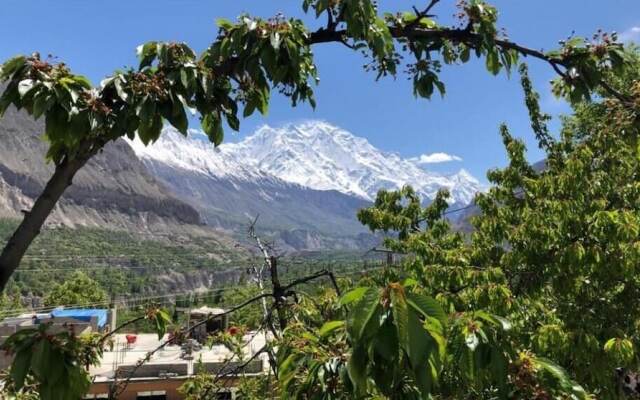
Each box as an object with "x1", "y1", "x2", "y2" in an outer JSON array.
[{"x1": 1, "y1": 0, "x2": 640, "y2": 399}]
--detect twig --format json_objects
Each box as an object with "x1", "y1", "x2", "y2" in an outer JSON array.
[
  {"x1": 283, "y1": 269, "x2": 342, "y2": 297},
  {"x1": 407, "y1": 0, "x2": 440, "y2": 30},
  {"x1": 248, "y1": 217, "x2": 288, "y2": 331}
]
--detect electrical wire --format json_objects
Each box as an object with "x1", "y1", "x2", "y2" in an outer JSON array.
[{"x1": 0, "y1": 261, "x2": 388, "y2": 318}]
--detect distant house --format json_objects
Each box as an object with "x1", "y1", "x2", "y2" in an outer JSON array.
[
  {"x1": 0, "y1": 308, "x2": 112, "y2": 370},
  {"x1": 0, "y1": 306, "x2": 265, "y2": 399},
  {"x1": 187, "y1": 306, "x2": 228, "y2": 343},
  {"x1": 86, "y1": 331, "x2": 268, "y2": 400}
]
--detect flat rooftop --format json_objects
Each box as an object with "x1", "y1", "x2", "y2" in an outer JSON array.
[{"x1": 90, "y1": 332, "x2": 268, "y2": 382}]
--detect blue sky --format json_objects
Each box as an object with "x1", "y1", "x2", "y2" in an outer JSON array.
[{"x1": 1, "y1": 1, "x2": 639, "y2": 182}]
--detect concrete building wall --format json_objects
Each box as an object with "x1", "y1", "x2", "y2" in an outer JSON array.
[{"x1": 87, "y1": 378, "x2": 239, "y2": 400}]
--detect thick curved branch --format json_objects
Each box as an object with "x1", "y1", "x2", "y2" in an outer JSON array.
[{"x1": 307, "y1": 25, "x2": 630, "y2": 103}]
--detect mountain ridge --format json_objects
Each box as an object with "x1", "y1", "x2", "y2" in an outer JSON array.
[
  {"x1": 0, "y1": 106, "x2": 202, "y2": 232},
  {"x1": 131, "y1": 120, "x2": 484, "y2": 206},
  {"x1": 223, "y1": 120, "x2": 483, "y2": 205},
  {"x1": 127, "y1": 121, "x2": 484, "y2": 249}
]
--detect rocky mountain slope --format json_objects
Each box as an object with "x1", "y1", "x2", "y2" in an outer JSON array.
[
  {"x1": 129, "y1": 120, "x2": 484, "y2": 249},
  {"x1": 0, "y1": 108, "x2": 484, "y2": 251},
  {"x1": 129, "y1": 128, "x2": 376, "y2": 249},
  {"x1": 0, "y1": 106, "x2": 202, "y2": 231}
]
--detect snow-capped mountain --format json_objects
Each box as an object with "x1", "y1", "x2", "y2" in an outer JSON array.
[
  {"x1": 224, "y1": 120, "x2": 483, "y2": 205},
  {"x1": 127, "y1": 120, "x2": 483, "y2": 249},
  {"x1": 128, "y1": 126, "x2": 374, "y2": 249},
  {"x1": 129, "y1": 120, "x2": 483, "y2": 205}
]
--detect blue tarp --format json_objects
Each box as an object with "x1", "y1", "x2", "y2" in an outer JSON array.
[{"x1": 51, "y1": 309, "x2": 108, "y2": 328}]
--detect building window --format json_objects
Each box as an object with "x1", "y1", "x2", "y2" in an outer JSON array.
[{"x1": 136, "y1": 390, "x2": 167, "y2": 400}]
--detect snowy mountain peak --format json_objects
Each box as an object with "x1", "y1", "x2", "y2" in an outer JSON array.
[
  {"x1": 128, "y1": 120, "x2": 484, "y2": 205},
  {"x1": 226, "y1": 120, "x2": 483, "y2": 204},
  {"x1": 127, "y1": 127, "x2": 264, "y2": 182}
]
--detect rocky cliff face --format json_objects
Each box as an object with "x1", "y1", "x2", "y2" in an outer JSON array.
[{"x1": 0, "y1": 106, "x2": 202, "y2": 231}]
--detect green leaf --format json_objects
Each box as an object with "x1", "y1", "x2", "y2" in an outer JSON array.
[
  {"x1": 137, "y1": 41, "x2": 158, "y2": 70},
  {"x1": 114, "y1": 77, "x2": 129, "y2": 102},
  {"x1": 226, "y1": 113, "x2": 240, "y2": 132},
  {"x1": 340, "y1": 287, "x2": 368, "y2": 306},
  {"x1": 407, "y1": 309, "x2": 431, "y2": 369},
  {"x1": 32, "y1": 91, "x2": 54, "y2": 120},
  {"x1": 372, "y1": 321, "x2": 398, "y2": 361},
  {"x1": 243, "y1": 99, "x2": 257, "y2": 118},
  {"x1": 166, "y1": 96, "x2": 188, "y2": 134},
  {"x1": 406, "y1": 292, "x2": 447, "y2": 325},
  {"x1": 533, "y1": 357, "x2": 588, "y2": 399},
  {"x1": 347, "y1": 345, "x2": 368, "y2": 395},
  {"x1": 68, "y1": 109, "x2": 90, "y2": 138},
  {"x1": 138, "y1": 114, "x2": 163, "y2": 145},
  {"x1": 434, "y1": 80, "x2": 446, "y2": 97},
  {"x1": 318, "y1": 320, "x2": 344, "y2": 338},
  {"x1": 390, "y1": 285, "x2": 410, "y2": 353},
  {"x1": 10, "y1": 349, "x2": 31, "y2": 390},
  {"x1": 45, "y1": 106, "x2": 69, "y2": 142},
  {"x1": 486, "y1": 50, "x2": 501, "y2": 75},
  {"x1": 31, "y1": 337, "x2": 53, "y2": 378},
  {"x1": 71, "y1": 75, "x2": 92, "y2": 89},
  {"x1": 201, "y1": 113, "x2": 224, "y2": 146},
  {"x1": 257, "y1": 89, "x2": 269, "y2": 115},
  {"x1": 475, "y1": 311, "x2": 511, "y2": 331},
  {"x1": 461, "y1": 45, "x2": 471, "y2": 63},
  {"x1": 216, "y1": 18, "x2": 234, "y2": 30},
  {"x1": 0, "y1": 55, "x2": 26, "y2": 79},
  {"x1": 346, "y1": 287, "x2": 381, "y2": 341}
]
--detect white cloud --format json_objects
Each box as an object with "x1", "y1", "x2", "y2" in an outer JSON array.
[
  {"x1": 409, "y1": 152, "x2": 463, "y2": 164},
  {"x1": 620, "y1": 26, "x2": 640, "y2": 43}
]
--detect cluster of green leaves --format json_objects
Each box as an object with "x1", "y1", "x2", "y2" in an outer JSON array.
[
  {"x1": 1, "y1": 0, "x2": 628, "y2": 169},
  {"x1": 0, "y1": 9, "x2": 321, "y2": 164},
  {"x1": 0, "y1": 56, "x2": 95, "y2": 163},
  {"x1": 353, "y1": 50, "x2": 640, "y2": 398},
  {"x1": 357, "y1": 189, "x2": 585, "y2": 398},
  {"x1": 278, "y1": 283, "x2": 448, "y2": 399},
  {"x1": 549, "y1": 32, "x2": 630, "y2": 104},
  {"x1": 342, "y1": 284, "x2": 446, "y2": 398},
  {"x1": 144, "y1": 306, "x2": 172, "y2": 339},
  {"x1": 43, "y1": 271, "x2": 107, "y2": 307},
  {"x1": 209, "y1": 14, "x2": 318, "y2": 111},
  {"x1": 0, "y1": 304, "x2": 173, "y2": 400},
  {"x1": 1, "y1": 324, "x2": 99, "y2": 400},
  {"x1": 470, "y1": 81, "x2": 640, "y2": 396}
]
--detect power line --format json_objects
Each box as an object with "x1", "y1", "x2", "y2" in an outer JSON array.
[
  {"x1": 0, "y1": 285, "x2": 242, "y2": 317},
  {"x1": 13, "y1": 265, "x2": 246, "y2": 273},
  {"x1": 0, "y1": 262, "x2": 385, "y2": 318}
]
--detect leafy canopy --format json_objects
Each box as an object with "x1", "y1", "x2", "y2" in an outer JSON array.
[
  {"x1": 43, "y1": 271, "x2": 107, "y2": 307},
  {"x1": 0, "y1": 0, "x2": 629, "y2": 167}
]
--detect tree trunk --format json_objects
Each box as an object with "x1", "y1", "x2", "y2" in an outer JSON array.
[
  {"x1": 269, "y1": 255, "x2": 288, "y2": 330},
  {"x1": 0, "y1": 157, "x2": 88, "y2": 291}
]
